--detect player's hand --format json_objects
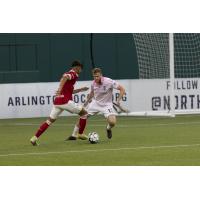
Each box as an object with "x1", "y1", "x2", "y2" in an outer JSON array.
[
  {"x1": 81, "y1": 87, "x2": 89, "y2": 92},
  {"x1": 114, "y1": 101, "x2": 120, "y2": 106}
]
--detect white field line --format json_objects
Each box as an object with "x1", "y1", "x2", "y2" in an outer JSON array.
[
  {"x1": 1, "y1": 114, "x2": 200, "y2": 122},
  {"x1": 1, "y1": 121, "x2": 200, "y2": 128},
  {"x1": 0, "y1": 143, "x2": 200, "y2": 157}
]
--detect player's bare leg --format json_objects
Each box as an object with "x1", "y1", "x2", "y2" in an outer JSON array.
[
  {"x1": 66, "y1": 108, "x2": 88, "y2": 140},
  {"x1": 66, "y1": 121, "x2": 79, "y2": 140},
  {"x1": 106, "y1": 115, "x2": 116, "y2": 139},
  {"x1": 30, "y1": 117, "x2": 56, "y2": 146}
]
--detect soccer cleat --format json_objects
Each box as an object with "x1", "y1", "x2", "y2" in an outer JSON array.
[
  {"x1": 106, "y1": 129, "x2": 112, "y2": 139},
  {"x1": 65, "y1": 135, "x2": 77, "y2": 141},
  {"x1": 30, "y1": 136, "x2": 39, "y2": 146},
  {"x1": 78, "y1": 134, "x2": 88, "y2": 140}
]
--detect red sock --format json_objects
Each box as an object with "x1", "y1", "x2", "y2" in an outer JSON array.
[
  {"x1": 78, "y1": 118, "x2": 87, "y2": 134},
  {"x1": 35, "y1": 122, "x2": 49, "y2": 138}
]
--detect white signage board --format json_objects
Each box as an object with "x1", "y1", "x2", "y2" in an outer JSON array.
[{"x1": 0, "y1": 78, "x2": 200, "y2": 119}]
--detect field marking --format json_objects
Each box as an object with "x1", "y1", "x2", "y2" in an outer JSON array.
[
  {"x1": 0, "y1": 143, "x2": 200, "y2": 157},
  {"x1": 1, "y1": 114, "x2": 200, "y2": 122},
  {"x1": 1, "y1": 121, "x2": 200, "y2": 128}
]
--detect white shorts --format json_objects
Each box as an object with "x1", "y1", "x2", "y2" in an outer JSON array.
[
  {"x1": 86, "y1": 100, "x2": 116, "y2": 118},
  {"x1": 50, "y1": 100, "x2": 83, "y2": 119}
]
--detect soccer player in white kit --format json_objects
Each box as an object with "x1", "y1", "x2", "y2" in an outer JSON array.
[{"x1": 67, "y1": 67, "x2": 125, "y2": 140}]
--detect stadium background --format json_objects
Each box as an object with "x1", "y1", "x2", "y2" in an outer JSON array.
[
  {"x1": 0, "y1": 33, "x2": 138, "y2": 83},
  {"x1": 1, "y1": 33, "x2": 200, "y2": 166}
]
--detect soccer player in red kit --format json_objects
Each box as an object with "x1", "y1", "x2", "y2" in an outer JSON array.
[{"x1": 30, "y1": 60, "x2": 89, "y2": 146}]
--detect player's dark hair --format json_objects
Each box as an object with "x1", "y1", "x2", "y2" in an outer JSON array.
[
  {"x1": 92, "y1": 67, "x2": 102, "y2": 74},
  {"x1": 71, "y1": 60, "x2": 83, "y2": 69}
]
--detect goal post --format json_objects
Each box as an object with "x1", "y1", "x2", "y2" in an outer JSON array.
[
  {"x1": 169, "y1": 33, "x2": 175, "y2": 117},
  {"x1": 122, "y1": 33, "x2": 200, "y2": 117}
]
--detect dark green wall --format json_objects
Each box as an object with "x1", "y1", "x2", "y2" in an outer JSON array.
[{"x1": 0, "y1": 33, "x2": 138, "y2": 83}]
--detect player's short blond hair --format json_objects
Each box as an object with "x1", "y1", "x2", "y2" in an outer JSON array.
[{"x1": 92, "y1": 68, "x2": 102, "y2": 74}]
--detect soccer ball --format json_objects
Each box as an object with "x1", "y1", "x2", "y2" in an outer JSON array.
[{"x1": 88, "y1": 132, "x2": 99, "y2": 144}]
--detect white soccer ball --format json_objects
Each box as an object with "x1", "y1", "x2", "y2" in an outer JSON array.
[{"x1": 88, "y1": 132, "x2": 99, "y2": 144}]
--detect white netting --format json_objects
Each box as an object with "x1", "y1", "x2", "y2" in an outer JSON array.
[
  {"x1": 174, "y1": 33, "x2": 200, "y2": 78},
  {"x1": 127, "y1": 33, "x2": 200, "y2": 116},
  {"x1": 133, "y1": 33, "x2": 169, "y2": 79},
  {"x1": 133, "y1": 33, "x2": 200, "y2": 79}
]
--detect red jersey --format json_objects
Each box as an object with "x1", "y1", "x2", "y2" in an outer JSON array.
[{"x1": 53, "y1": 69, "x2": 79, "y2": 105}]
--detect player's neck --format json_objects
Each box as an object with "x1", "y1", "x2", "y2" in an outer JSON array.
[{"x1": 95, "y1": 76, "x2": 103, "y2": 85}]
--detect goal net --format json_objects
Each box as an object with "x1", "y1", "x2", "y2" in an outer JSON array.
[{"x1": 126, "y1": 33, "x2": 200, "y2": 116}]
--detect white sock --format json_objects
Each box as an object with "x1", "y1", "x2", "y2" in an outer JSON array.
[
  {"x1": 72, "y1": 125, "x2": 79, "y2": 137},
  {"x1": 107, "y1": 124, "x2": 112, "y2": 130}
]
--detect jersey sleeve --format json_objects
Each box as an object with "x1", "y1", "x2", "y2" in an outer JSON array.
[
  {"x1": 111, "y1": 79, "x2": 120, "y2": 89},
  {"x1": 63, "y1": 72, "x2": 76, "y2": 80},
  {"x1": 91, "y1": 83, "x2": 94, "y2": 92}
]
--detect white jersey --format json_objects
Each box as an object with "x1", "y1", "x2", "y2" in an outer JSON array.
[{"x1": 91, "y1": 77, "x2": 119, "y2": 106}]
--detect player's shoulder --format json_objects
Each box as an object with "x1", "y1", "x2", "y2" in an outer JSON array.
[
  {"x1": 91, "y1": 80, "x2": 96, "y2": 87},
  {"x1": 66, "y1": 69, "x2": 77, "y2": 75},
  {"x1": 104, "y1": 77, "x2": 119, "y2": 88},
  {"x1": 104, "y1": 77, "x2": 114, "y2": 83},
  {"x1": 63, "y1": 69, "x2": 78, "y2": 79}
]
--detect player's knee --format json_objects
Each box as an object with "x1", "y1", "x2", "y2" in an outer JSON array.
[
  {"x1": 108, "y1": 119, "x2": 116, "y2": 127},
  {"x1": 109, "y1": 121, "x2": 116, "y2": 127},
  {"x1": 48, "y1": 117, "x2": 56, "y2": 124},
  {"x1": 108, "y1": 116, "x2": 116, "y2": 127},
  {"x1": 79, "y1": 108, "x2": 88, "y2": 116}
]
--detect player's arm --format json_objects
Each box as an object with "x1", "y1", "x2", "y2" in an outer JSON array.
[
  {"x1": 83, "y1": 90, "x2": 94, "y2": 107},
  {"x1": 73, "y1": 87, "x2": 89, "y2": 94},
  {"x1": 55, "y1": 74, "x2": 70, "y2": 96},
  {"x1": 116, "y1": 84, "x2": 125, "y2": 105},
  {"x1": 113, "y1": 83, "x2": 129, "y2": 113}
]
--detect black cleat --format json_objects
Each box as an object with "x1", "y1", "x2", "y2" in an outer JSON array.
[
  {"x1": 65, "y1": 136, "x2": 77, "y2": 141},
  {"x1": 106, "y1": 129, "x2": 112, "y2": 139}
]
